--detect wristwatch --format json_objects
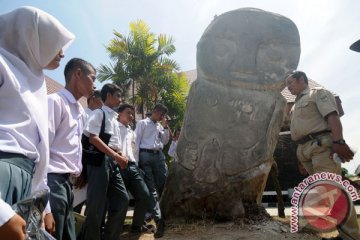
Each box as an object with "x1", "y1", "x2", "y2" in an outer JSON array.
[{"x1": 333, "y1": 139, "x2": 346, "y2": 145}]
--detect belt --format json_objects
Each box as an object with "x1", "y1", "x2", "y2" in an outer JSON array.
[
  {"x1": 0, "y1": 152, "x2": 35, "y2": 175},
  {"x1": 294, "y1": 130, "x2": 331, "y2": 145},
  {"x1": 48, "y1": 173, "x2": 77, "y2": 184},
  {"x1": 140, "y1": 148, "x2": 160, "y2": 154}
]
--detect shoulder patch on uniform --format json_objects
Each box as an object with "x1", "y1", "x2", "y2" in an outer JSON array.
[
  {"x1": 310, "y1": 87, "x2": 324, "y2": 93},
  {"x1": 310, "y1": 87, "x2": 330, "y2": 102},
  {"x1": 320, "y1": 94, "x2": 329, "y2": 102}
]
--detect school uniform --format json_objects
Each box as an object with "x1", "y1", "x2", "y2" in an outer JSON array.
[
  {"x1": 80, "y1": 106, "x2": 129, "y2": 240},
  {"x1": 167, "y1": 140, "x2": 178, "y2": 158},
  {"x1": 118, "y1": 122, "x2": 150, "y2": 231},
  {"x1": 134, "y1": 117, "x2": 170, "y2": 222},
  {"x1": 47, "y1": 89, "x2": 84, "y2": 240},
  {"x1": 0, "y1": 6, "x2": 74, "y2": 228},
  {"x1": 73, "y1": 107, "x2": 92, "y2": 214},
  {"x1": 84, "y1": 108, "x2": 93, "y2": 120}
]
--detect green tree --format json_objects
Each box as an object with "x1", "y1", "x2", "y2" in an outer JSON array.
[
  {"x1": 97, "y1": 20, "x2": 182, "y2": 118},
  {"x1": 159, "y1": 72, "x2": 189, "y2": 129}
]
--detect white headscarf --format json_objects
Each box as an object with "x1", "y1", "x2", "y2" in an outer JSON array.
[{"x1": 0, "y1": 6, "x2": 75, "y2": 192}]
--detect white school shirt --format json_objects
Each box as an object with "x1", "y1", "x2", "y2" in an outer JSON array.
[
  {"x1": 47, "y1": 89, "x2": 84, "y2": 176},
  {"x1": 118, "y1": 122, "x2": 136, "y2": 163},
  {"x1": 84, "y1": 108, "x2": 93, "y2": 121},
  {"x1": 83, "y1": 106, "x2": 121, "y2": 150},
  {"x1": 134, "y1": 117, "x2": 170, "y2": 152},
  {"x1": 0, "y1": 199, "x2": 15, "y2": 226},
  {"x1": 0, "y1": 56, "x2": 40, "y2": 161},
  {"x1": 168, "y1": 140, "x2": 178, "y2": 158}
]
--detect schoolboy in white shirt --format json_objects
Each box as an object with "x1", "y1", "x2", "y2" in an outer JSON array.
[
  {"x1": 73, "y1": 90, "x2": 102, "y2": 214},
  {"x1": 117, "y1": 103, "x2": 151, "y2": 234},
  {"x1": 168, "y1": 128, "x2": 181, "y2": 158},
  {"x1": 135, "y1": 103, "x2": 170, "y2": 238},
  {"x1": 46, "y1": 58, "x2": 95, "y2": 239},
  {"x1": 80, "y1": 83, "x2": 128, "y2": 240}
]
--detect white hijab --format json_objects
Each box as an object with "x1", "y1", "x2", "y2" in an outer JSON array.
[{"x1": 0, "y1": 6, "x2": 75, "y2": 192}]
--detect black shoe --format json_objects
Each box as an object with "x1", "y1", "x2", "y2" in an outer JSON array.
[
  {"x1": 154, "y1": 219, "x2": 165, "y2": 238},
  {"x1": 130, "y1": 225, "x2": 142, "y2": 233},
  {"x1": 321, "y1": 236, "x2": 343, "y2": 240}
]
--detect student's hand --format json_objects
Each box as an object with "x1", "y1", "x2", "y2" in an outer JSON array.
[
  {"x1": 44, "y1": 213, "x2": 55, "y2": 235},
  {"x1": 0, "y1": 214, "x2": 27, "y2": 240},
  {"x1": 114, "y1": 153, "x2": 128, "y2": 169},
  {"x1": 74, "y1": 170, "x2": 87, "y2": 189}
]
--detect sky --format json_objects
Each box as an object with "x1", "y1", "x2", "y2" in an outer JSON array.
[{"x1": 1, "y1": 0, "x2": 360, "y2": 174}]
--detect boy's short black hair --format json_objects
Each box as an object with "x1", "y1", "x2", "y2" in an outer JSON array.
[
  {"x1": 153, "y1": 103, "x2": 168, "y2": 114},
  {"x1": 64, "y1": 58, "x2": 95, "y2": 84},
  {"x1": 117, "y1": 103, "x2": 134, "y2": 113},
  {"x1": 87, "y1": 90, "x2": 101, "y2": 104},
  {"x1": 100, "y1": 83, "x2": 121, "y2": 102}
]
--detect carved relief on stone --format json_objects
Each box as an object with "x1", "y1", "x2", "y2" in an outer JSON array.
[{"x1": 161, "y1": 8, "x2": 301, "y2": 220}]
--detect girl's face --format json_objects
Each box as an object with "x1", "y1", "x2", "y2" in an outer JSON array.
[{"x1": 45, "y1": 49, "x2": 64, "y2": 70}]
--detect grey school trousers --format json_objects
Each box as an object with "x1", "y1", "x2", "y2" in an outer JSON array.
[
  {"x1": 48, "y1": 173, "x2": 76, "y2": 240},
  {"x1": 120, "y1": 161, "x2": 150, "y2": 228},
  {"x1": 80, "y1": 156, "x2": 129, "y2": 240},
  {"x1": 138, "y1": 150, "x2": 168, "y2": 222}
]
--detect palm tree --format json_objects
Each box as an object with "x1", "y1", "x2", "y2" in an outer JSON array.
[{"x1": 98, "y1": 20, "x2": 179, "y2": 117}]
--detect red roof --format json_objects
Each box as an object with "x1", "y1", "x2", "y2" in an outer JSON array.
[{"x1": 281, "y1": 80, "x2": 325, "y2": 103}]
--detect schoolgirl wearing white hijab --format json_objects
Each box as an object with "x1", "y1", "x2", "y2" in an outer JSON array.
[{"x1": 0, "y1": 6, "x2": 74, "y2": 239}]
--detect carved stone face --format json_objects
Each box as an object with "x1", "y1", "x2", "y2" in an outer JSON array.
[
  {"x1": 161, "y1": 8, "x2": 301, "y2": 220},
  {"x1": 177, "y1": 8, "x2": 300, "y2": 182},
  {"x1": 197, "y1": 8, "x2": 300, "y2": 89}
]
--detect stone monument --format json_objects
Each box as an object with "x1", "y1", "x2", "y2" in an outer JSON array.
[{"x1": 161, "y1": 8, "x2": 301, "y2": 220}]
